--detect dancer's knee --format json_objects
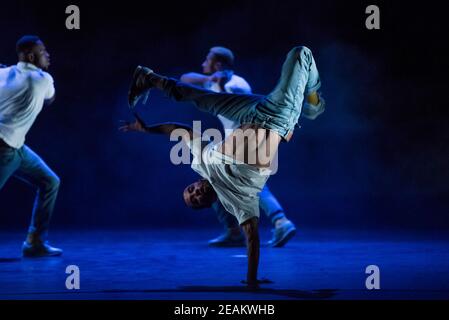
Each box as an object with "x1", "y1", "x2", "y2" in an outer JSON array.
[
  {"x1": 288, "y1": 46, "x2": 312, "y2": 60},
  {"x1": 42, "y1": 173, "x2": 60, "y2": 193}
]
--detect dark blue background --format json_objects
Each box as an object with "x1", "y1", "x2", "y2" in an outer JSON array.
[{"x1": 0, "y1": 0, "x2": 448, "y2": 231}]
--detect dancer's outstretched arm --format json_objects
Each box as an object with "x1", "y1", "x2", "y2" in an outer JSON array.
[
  {"x1": 119, "y1": 113, "x2": 194, "y2": 142},
  {"x1": 180, "y1": 72, "x2": 210, "y2": 86},
  {"x1": 181, "y1": 70, "x2": 234, "y2": 92}
]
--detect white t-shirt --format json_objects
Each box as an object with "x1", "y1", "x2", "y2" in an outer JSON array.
[
  {"x1": 0, "y1": 62, "x2": 55, "y2": 149},
  {"x1": 188, "y1": 137, "x2": 270, "y2": 224},
  {"x1": 204, "y1": 74, "x2": 251, "y2": 138}
]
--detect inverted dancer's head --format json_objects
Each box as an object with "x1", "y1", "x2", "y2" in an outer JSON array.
[
  {"x1": 16, "y1": 35, "x2": 51, "y2": 70},
  {"x1": 202, "y1": 46, "x2": 234, "y2": 75},
  {"x1": 183, "y1": 179, "x2": 217, "y2": 210}
]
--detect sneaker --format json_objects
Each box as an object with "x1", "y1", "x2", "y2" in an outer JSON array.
[
  {"x1": 128, "y1": 66, "x2": 154, "y2": 109},
  {"x1": 22, "y1": 241, "x2": 63, "y2": 258},
  {"x1": 302, "y1": 95, "x2": 325, "y2": 120},
  {"x1": 267, "y1": 220, "x2": 297, "y2": 247},
  {"x1": 208, "y1": 231, "x2": 246, "y2": 247}
]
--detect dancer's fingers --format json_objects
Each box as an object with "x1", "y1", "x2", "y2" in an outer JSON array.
[{"x1": 133, "y1": 112, "x2": 146, "y2": 125}]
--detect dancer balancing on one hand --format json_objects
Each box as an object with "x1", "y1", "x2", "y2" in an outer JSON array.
[{"x1": 121, "y1": 45, "x2": 325, "y2": 288}]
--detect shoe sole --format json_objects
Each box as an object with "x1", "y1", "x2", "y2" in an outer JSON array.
[
  {"x1": 128, "y1": 66, "x2": 143, "y2": 110},
  {"x1": 270, "y1": 228, "x2": 297, "y2": 248},
  {"x1": 128, "y1": 66, "x2": 152, "y2": 109},
  {"x1": 307, "y1": 106, "x2": 325, "y2": 120},
  {"x1": 22, "y1": 252, "x2": 63, "y2": 258},
  {"x1": 303, "y1": 104, "x2": 325, "y2": 120},
  {"x1": 128, "y1": 66, "x2": 143, "y2": 109}
]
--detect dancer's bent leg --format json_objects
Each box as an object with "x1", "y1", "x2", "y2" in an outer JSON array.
[
  {"x1": 208, "y1": 201, "x2": 245, "y2": 247},
  {"x1": 259, "y1": 185, "x2": 286, "y2": 224},
  {"x1": 133, "y1": 70, "x2": 263, "y2": 125},
  {"x1": 14, "y1": 145, "x2": 60, "y2": 240},
  {"x1": 264, "y1": 46, "x2": 321, "y2": 111},
  {"x1": 256, "y1": 46, "x2": 322, "y2": 137}
]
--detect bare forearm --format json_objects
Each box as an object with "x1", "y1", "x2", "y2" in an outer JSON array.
[
  {"x1": 247, "y1": 234, "x2": 260, "y2": 283},
  {"x1": 242, "y1": 218, "x2": 260, "y2": 284},
  {"x1": 180, "y1": 72, "x2": 210, "y2": 86},
  {"x1": 144, "y1": 122, "x2": 192, "y2": 137}
]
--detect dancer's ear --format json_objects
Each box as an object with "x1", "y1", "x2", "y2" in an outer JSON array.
[
  {"x1": 214, "y1": 61, "x2": 222, "y2": 71},
  {"x1": 26, "y1": 52, "x2": 35, "y2": 64}
]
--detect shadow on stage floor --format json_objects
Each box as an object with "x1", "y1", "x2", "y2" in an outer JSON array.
[{"x1": 1, "y1": 228, "x2": 448, "y2": 300}]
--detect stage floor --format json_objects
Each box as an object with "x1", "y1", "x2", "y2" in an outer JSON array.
[{"x1": 0, "y1": 228, "x2": 448, "y2": 300}]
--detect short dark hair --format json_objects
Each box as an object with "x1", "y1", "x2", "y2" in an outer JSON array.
[
  {"x1": 210, "y1": 46, "x2": 234, "y2": 69},
  {"x1": 16, "y1": 35, "x2": 41, "y2": 55}
]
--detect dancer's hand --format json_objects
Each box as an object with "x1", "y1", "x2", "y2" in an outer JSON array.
[
  {"x1": 210, "y1": 70, "x2": 233, "y2": 91},
  {"x1": 119, "y1": 118, "x2": 145, "y2": 132},
  {"x1": 119, "y1": 120, "x2": 142, "y2": 132},
  {"x1": 241, "y1": 278, "x2": 273, "y2": 289}
]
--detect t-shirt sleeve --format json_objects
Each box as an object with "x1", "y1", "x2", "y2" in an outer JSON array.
[
  {"x1": 224, "y1": 76, "x2": 252, "y2": 94},
  {"x1": 44, "y1": 73, "x2": 55, "y2": 100}
]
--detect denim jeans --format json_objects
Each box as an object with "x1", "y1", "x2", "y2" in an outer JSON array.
[
  {"x1": 163, "y1": 46, "x2": 321, "y2": 140},
  {"x1": 0, "y1": 141, "x2": 60, "y2": 239},
  {"x1": 212, "y1": 184, "x2": 285, "y2": 229}
]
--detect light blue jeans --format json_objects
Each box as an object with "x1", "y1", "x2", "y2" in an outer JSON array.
[
  {"x1": 212, "y1": 185, "x2": 285, "y2": 229},
  {"x1": 163, "y1": 46, "x2": 321, "y2": 140},
  {"x1": 0, "y1": 142, "x2": 60, "y2": 239}
]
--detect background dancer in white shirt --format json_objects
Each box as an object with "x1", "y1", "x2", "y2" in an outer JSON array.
[{"x1": 0, "y1": 35, "x2": 62, "y2": 257}]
